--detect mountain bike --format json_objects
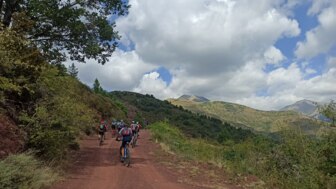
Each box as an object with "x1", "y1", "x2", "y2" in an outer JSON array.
[
  {"x1": 98, "y1": 132, "x2": 104, "y2": 146},
  {"x1": 117, "y1": 138, "x2": 131, "y2": 167},
  {"x1": 131, "y1": 132, "x2": 138, "y2": 148},
  {"x1": 111, "y1": 128, "x2": 117, "y2": 138},
  {"x1": 122, "y1": 142, "x2": 131, "y2": 167}
]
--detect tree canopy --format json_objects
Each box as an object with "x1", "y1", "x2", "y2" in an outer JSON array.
[{"x1": 0, "y1": 0, "x2": 130, "y2": 64}]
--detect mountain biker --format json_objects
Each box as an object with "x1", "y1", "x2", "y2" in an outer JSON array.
[
  {"x1": 111, "y1": 119, "x2": 117, "y2": 137},
  {"x1": 136, "y1": 121, "x2": 141, "y2": 132},
  {"x1": 98, "y1": 120, "x2": 107, "y2": 141},
  {"x1": 117, "y1": 120, "x2": 125, "y2": 132},
  {"x1": 117, "y1": 123, "x2": 132, "y2": 157},
  {"x1": 130, "y1": 121, "x2": 137, "y2": 136}
]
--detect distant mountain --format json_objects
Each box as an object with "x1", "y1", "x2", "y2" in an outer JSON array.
[
  {"x1": 281, "y1": 99, "x2": 318, "y2": 115},
  {"x1": 177, "y1": 95, "x2": 210, "y2": 102},
  {"x1": 169, "y1": 98, "x2": 328, "y2": 135},
  {"x1": 280, "y1": 99, "x2": 328, "y2": 121}
]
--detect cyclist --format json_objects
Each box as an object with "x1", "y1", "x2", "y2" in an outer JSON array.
[
  {"x1": 117, "y1": 123, "x2": 132, "y2": 158},
  {"x1": 131, "y1": 121, "x2": 137, "y2": 136},
  {"x1": 98, "y1": 120, "x2": 107, "y2": 142},
  {"x1": 111, "y1": 119, "x2": 117, "y2": 137},
  {"x1": 117, "y1": 120, "x2": 125, "y2": 133},
  {"x1": 136, "y1": 121, "x2": 141, "y2": 132}
]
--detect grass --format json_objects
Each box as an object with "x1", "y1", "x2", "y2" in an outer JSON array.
[
  {"x1": 0, "y1": 153, "x2": 59, "y2": 189},
  {"x1": 149, "y1": 121, "x2": 336, "y2": 189},
  {"x1": 150, "y1": 121, "x2": 221, "y2": 162}
]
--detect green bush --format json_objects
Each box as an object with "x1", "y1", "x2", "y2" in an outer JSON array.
[{"x1": 0, "y1": 153, "x2": 59, "y2": 189}]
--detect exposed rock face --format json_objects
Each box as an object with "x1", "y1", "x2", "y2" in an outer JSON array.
[{"x1": 0, "y1": 114, "x2": 25, "y2": 159}]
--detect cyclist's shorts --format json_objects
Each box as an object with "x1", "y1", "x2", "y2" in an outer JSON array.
[
  {"x1": 122, "y1": 135, "x2": 132, "y2": 142},
  {"x1": 98, "y1": 131, "x2": 104, "y2": 135}
]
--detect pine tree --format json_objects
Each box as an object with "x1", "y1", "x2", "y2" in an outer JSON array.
[
  {"x1": 93, "y1": 78, "x2": 103, "y2": 93},
  {"x1": 68, "y1": 63, "x2": 78, "y2": 78},
  {"x1": 320, "y1": 100, "x2": 336, "y2": 127}
]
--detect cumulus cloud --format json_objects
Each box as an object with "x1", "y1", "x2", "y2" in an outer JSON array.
[
  {"x1": 327, "y1": 56, "x2": 336, "y2": 68},
  {"x1": 65, "y1": 50, "x2": 155, "y2": 91},
  {"x1": 235, "y1": 64, "x2": 336, "y2": 110},
  {"x1": 295, "y1": 2, "x2": 336, "y2": 59},
  {"x1": 117, "y1": 0, "x2": 300, "y2": 76},
  {"x1": 133, "y1": 72, "x2": 174, "y2": 99},
  {"x1": 69, "y1": 0, "x2": 335, "y2": 111},
  {"x1": 308, "y1": 0, "x2": 334, "y2": 15},
  {"x1": 264, "y1": 46, "x2": 285, "y2": 65}
]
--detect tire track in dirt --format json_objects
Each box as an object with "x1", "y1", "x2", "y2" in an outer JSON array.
[{"x1": 50, "y1": 131, "x2": 198, "y2": 189}]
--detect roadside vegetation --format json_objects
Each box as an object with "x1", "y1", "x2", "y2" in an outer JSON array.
[
  {"x1": 0, "y1": 7, "x2": 127, "y2": 187},
  {"x1": 0, "y1": 153, "x2": 59, "y2": 189},
  {"x1": 149, "y1": 122, "x2": 336, "y2": 189}
]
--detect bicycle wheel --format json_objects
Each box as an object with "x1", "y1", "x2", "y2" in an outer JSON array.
[
  {"x1": 99, "y1": 138, "x2": 103, "y2": 146},
  {"x1": 124, "y1": 147, "x2": 131, "y2": 167},
  {"x1": 134, "y1": 134, "x2": 138, "y2": 146},
  {"x1": 131, "y1": 138, "x2": 135, "y2": 148}
]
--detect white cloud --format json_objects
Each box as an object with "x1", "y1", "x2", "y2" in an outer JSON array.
[
  {"x1": 117, "y1": 0, "x2": 300, "y2": 76},
  {"x1": 304, "y1": 68, "x2": 317, "y2": 75},
  {"x1": 327, "y1": 56, "x2": 336, "y2": 69},
  {"x1": 266, "y1": 63, "x2": 302, "y2": 95},
  {"x1": 296, "y1": 68, "x2": 336, "y2": 100},
  {"x1": 295, "y1": 3, "x2": 336, "y2": 59},
  {"x1": 65, "y1": 50, "x2": 155, "y2": 91},
  {"x1": 133, "y1": 72, "x2": 175, "y2": 99},
  {"x1": 308, "y1": 0, "x2": 334, "y2": 15},
  {"x1": 264, "y1": 46, "x2": 285, "y2": 65},
  {"x1": 235, "y1": 66, "x2": 336, "y2": 110},
  {"x1": 68, "y1": 1, "x2": 335, "y2": 111},
  {"x1": 236, "y1": 94, "x2": 301, "y2": 110}
]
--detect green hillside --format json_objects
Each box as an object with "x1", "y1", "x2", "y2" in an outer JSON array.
[
  {"x1": 0, "y1": 30, "x2": 127, "y2": 159},
  {"x1": 168, "y1": 99, "x2": 325, "y2": 134},
  {"x1": 110, "y1": 91, "x2": 255, "y2": 143}
]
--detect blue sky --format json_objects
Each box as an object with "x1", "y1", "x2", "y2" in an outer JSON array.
[{"x1": 72, "y1": 0, "x2": 336, "y2": 110}]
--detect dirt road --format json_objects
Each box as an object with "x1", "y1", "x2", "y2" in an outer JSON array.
[{"x1": 50, "y1": 130, "x2": 198, "y2": 189}]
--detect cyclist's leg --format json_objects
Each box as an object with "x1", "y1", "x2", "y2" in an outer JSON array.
[
  {"x1": 98, "y1": 131, "x2": 103, "y2": 140},
  {"x1": 120, "y1": 141, "x2": 126, "y2": 156}
]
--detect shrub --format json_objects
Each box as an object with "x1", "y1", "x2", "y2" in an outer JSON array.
[
  {"x1": 149, "y1": 122, "x2": 336, "y2": 188},
  {"x1": 0, "y1": 153, "x2": 59, "y2": 189}
]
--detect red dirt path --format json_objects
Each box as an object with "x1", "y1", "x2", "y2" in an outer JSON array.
[{"x1": 50, "y1": 130, "x2": 200, "y2": 189}]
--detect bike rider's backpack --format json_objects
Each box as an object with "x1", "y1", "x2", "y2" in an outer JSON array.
[{"x1": 99, "y1": 124, "x2": 105, "y2": 132}]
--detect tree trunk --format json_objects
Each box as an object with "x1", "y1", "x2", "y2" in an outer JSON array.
[
  {"x1": 2, "y1": 0, "x2": 19, "y2": 27},
  {"x1": 0, "y1": 0, "x2": 4, "y2": 15},
  {"x1": 0, "y1": 0, "x2": 4, "y2": 25}
]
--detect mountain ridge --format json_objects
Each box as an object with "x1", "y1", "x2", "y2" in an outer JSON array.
[
  {"x1": 168, "y1": 97, "x2": 328, "y2": 134},
  {"x1": 280, "y1": 99, "x2": 329, "y2": 121},
  {"x1": 177, "y1": 94, "x2": 210, "y2": 102}
]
